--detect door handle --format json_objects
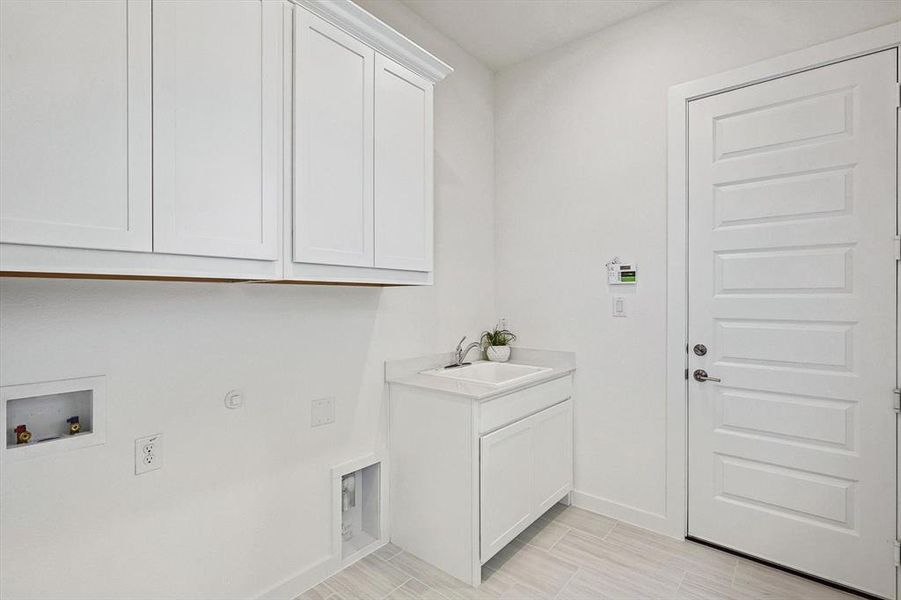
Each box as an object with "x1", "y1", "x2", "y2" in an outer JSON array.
[{"x1": 693, "y1": 369, "x2": 721, "y2": 383}]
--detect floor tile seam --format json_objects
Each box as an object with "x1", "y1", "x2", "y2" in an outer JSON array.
[{"x1": 551, "y1": 566, "x2": 582, "y2": 600}]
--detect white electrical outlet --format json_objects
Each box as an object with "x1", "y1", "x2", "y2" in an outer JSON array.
[
  {"x1": 311, "y1": 397, "x2": 335, "y2": 427},
  {"x1": 135, "y1": 433, "x2": 163, "y2": 475}
]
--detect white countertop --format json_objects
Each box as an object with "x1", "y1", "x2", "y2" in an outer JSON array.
[{"x1": 385, "y1": 348, "x2": 575, "y2": 401}]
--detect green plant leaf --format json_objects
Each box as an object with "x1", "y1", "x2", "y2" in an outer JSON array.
[{"x1": 480, "y1": 325, "x2": 517, "y2": 347}]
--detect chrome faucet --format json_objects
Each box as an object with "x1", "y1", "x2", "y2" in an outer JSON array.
[{"x1": 446, "y1": 336, "x2": 482, "y2": 368}]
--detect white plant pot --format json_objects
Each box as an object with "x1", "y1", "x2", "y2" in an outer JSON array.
[{"x1": 486, "y1": 346, "x2": 511, "y2": 362}]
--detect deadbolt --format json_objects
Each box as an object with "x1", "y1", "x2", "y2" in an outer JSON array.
[{"x1": 693, "y1": 344, "x2": 707, "y2": 356}]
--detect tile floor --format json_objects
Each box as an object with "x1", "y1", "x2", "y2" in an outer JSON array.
[{"x1": 298, "y1": 504, "x2": 863, "y2": 600}]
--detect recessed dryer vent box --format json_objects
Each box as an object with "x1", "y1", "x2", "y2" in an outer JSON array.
[
  {"x1": 1, "y1": 376, "x2": 106, "y2": 461},
  {"x1": 332, "y1": 452, "x2": 388, "y2": 566}
]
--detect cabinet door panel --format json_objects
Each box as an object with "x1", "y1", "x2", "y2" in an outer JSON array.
[
  {"x1": 153, "y1": 0, "x2": 280, "y2": 260},
  {"x1": 532, "y1": 401, "x2": 573, "y2": 514},
  {"x1": 294, "y1": 10, "x2": 374, "y2": 267},
  {"x1": 480, "y1": 417, "x2": 534, "y2": 562},
  {"x1": 374, "y1": 56, "x2": 433, "y2": 272},
  {"x1": 0, "y1": 0, "x2": 151, "y2": 251}
]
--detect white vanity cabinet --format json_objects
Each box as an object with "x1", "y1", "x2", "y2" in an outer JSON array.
[
  {"x1": 387, "y1": 355, "x2": 575, "y2": 587},
  {"x1": 0, "y1": 0, "x2": 451, "y2": 284}
]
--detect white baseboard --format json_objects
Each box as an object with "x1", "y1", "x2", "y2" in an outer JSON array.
[
  {"x1": 256, "y1": 554, "x2": 336, "y2": 600},
  {"x1": 571, "y1": 489, "x2": 683, "y2": 540},
  {"x1": 256, "y1": 540, "x2": 390, "y2": 600}
]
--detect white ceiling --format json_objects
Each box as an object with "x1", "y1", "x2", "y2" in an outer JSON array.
[{"x1": 401, "y1": 0, "x2": 668, "y2": 70}]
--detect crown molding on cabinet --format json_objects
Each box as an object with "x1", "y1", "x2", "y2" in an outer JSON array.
[{"x1": 291, "y1": 0, "x2": 453, "y2": 83}]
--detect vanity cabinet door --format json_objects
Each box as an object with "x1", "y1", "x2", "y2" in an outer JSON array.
[
  {"x1": 373, "y1": 55, "x2": 433, "y2": 272},
  {"x1": 480, "y1": 416, "x2": 535, "y2": 561},
  {"x1": 152, "y1": 0, "x2": 281, "y2": 260},
  {"x1": 480, "y1": 399, "x2": 573, "y2": 562},
  {"x1": 293, "y1": 9, "x2": 374, "y2": 267},
  {"x1": 532, "y1": 401, "x2": 573, "y2": 514},
  {"x1": 0, "y1": 0, "x2": 152, "y2": 252}
]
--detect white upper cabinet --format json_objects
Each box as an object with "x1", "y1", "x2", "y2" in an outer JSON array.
[
  {"x1": 294, "y1": 9, "x2": 374, "y2": 267},
  {"x1": 0, "y1": 0, "x2": 451, "y2": 283},
  {"x1": 289, "y1": 2, "x2": 450, "y2": 283},
  {"x1": 0, "y1": 0, "x2": 152, "y2": 252},
  {"x1": 374, "y1": 56, "x2": 434, "y2": 272},
  {"x1": 152, "y1": 0, "x2": 281, "y2": 261}
]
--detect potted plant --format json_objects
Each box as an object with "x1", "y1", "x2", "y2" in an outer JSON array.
[{"x1": 480, "y1": 325, "x2": 516, "y2": 362}]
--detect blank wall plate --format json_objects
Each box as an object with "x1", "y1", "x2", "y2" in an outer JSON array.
[{"x1": 311, "y1": 397, "x2": 335, "y2": 427}]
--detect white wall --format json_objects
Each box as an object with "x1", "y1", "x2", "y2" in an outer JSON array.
[
  {"x1": 494, "y1": 0, "x2": 900, "y2": 536},
  {"x1": 0, "y1": 2, "x2": 495, "y2": 598},
  {"x1": 4, "y1": 1, "x2": 899, "y2": 597}
]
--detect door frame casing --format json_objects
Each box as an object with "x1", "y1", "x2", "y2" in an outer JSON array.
[{"x1": 664, "y1": 20, "x2": 901, "y2": 550}]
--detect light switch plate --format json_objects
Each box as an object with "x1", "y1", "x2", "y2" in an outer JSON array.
[
  {"x1": 311, "y1": 397, "x2": 335, "y2": 427},
  {"x1": 612, "y1": 296, "x2": 627, "y2": 317}
]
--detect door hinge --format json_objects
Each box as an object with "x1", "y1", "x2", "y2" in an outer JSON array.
[
  {"x1": 894, "y1": 387, "x2": 901, "y2": 413},
  {"x1": 894, "y1": 235, "x2": 900, "y2": 261},
  {"x1": 894, "y1": 539, "x2": 900, "y2": 567},
  {"x1": 685, "y1": 368, "x2": 689, "y2": 381}
]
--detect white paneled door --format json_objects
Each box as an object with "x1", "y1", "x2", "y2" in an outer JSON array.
[
  {"x1": 687, "y1": 50, "x2": 897, "y2": 598},
  {"x1": 152, "y1": 0, "x2": 281, "y2": 260},
  {"x1": 0, "y1": 0, "x2": 152, "y2": 251}
]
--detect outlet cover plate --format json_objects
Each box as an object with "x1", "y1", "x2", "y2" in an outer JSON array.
[
  {"x1": 135, "y1": 433, "x2": 163, "y2": 475},
  {"x1": 311, "y1": 397, "x2": 335, "y2": 428}
]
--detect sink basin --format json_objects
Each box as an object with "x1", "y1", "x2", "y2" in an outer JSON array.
[{"x1": 421, "y1": 361, "x2": 551, "y2": 386}]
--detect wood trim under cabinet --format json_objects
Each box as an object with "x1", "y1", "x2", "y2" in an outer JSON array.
[{"x1": 0, "y1": 271, "x2": 404, "y2": 286}]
